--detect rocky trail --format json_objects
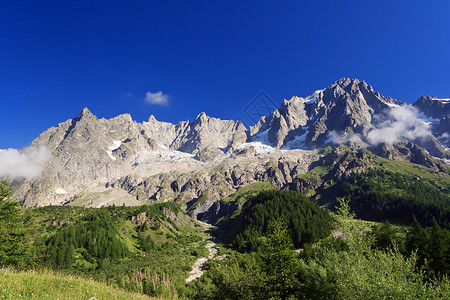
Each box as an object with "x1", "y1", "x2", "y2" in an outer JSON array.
[{"x1": 185, "y1": 242, "x2": 218, "y2": 283}]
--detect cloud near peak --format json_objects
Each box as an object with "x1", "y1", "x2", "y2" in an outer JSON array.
[
  {"x1": 366, "y1": 105, "x2": 432, "y2": 145},
  {"x1": 145, "y1": 91, "x2": 169, "y2": 106},
  {"x1": 327, "y1": 105, "x2": 433, "y2": 146},
  {"x1": 0, "y1": 146, "x2": 51, "y2": 179}
]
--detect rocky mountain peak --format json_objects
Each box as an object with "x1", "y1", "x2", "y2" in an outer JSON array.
[
  {"x1": 413, "y1": 95, "x2": 450, "y2": 148},
  {"x1": 250, "y1": 77, "x2": 403, "y2": 149},
  {"x1": 13, "y1": 78, "x2": 449, "y2": 208},
  {"x1": 414, "y1": 95, "x2": 450, "y2": 119},
  {"x1": 76, "y1": 107, "x2": 96, "y2": 120},
  {"x1": 334, "y1": 77, "x2": 362, "y2": 90},
  {"x1": 194, "y1": 112, "x2": 209, "y2": 125},
  {"x1": 147, "y1": 115, "x2": 157, "y2": 123}
]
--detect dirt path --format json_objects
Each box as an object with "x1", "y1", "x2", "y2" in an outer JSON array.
[{"x1": 185, "y1": 242, "x2": 218, "y2": 283}]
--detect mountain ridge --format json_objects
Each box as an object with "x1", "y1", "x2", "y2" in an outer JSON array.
[{"x1": 8, "y1": 77, "x2": 449, "y2": 211}]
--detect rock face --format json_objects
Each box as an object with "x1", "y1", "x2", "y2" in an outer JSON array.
[
  {"x1": 413, "y1": 95, "x2": 450, "y2": 148},
  {"x1": 15, "y1": 108, "x2": 246, "y2": 207},
  {"x1": 250, "y1": 78, "x2": 402, "y2": 149},
  {"x1": 11, "y1": 77, "x2": 449, "y2": 209}
]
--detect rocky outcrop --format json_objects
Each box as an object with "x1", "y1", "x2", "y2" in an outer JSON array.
[
  {"x1": 371, "y1": 141, "x2": 447, "y2": 171},
  {"x1": 413, "y1": 96, "x2": 450, "y2": 149},
  {"x1": 16, "y1": 108, "x2": 247, "y2": 207},
  {"x1": 173, "y1": 112, "x2": 247, "y2": 154},
  {"x1": 413, "y1": 95, "x2": 450, "y2": 119},
  {"x1": 107, "y1": 151, "x2": 317, "y2": 222},
  {"x1": 11, "y1": 78, "x2": 449, "y2": 209},
  {"x1": 250, "y1": 78, "x2": 403, "y2": 149}
]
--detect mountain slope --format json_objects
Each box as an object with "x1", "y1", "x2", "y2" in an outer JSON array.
[
  {"x1": 9, "y1": 77, "x2": 449, "y2": 212},
  {"x1": 413, "y1": 95, "x2": 450, "y2": 148},
  {"x1": 250, "y1": 78, "x2": 402, "y2": 149}
]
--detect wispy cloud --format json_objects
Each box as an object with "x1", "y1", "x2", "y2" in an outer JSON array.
[
  {"x1": 0, "y1": 146, "x2": 51, "y2": 179},
  {"x1": 367, "y1": 105, "x2": 432, "y2": 145},
  {"x1": 326, "y1": 131, "x2": 366, "y2": 146},
  {"x1": 327, "y1": 105, "x2": 433, "y2": 146},
  {"x1": 145, "y1": 91, "x2": 169, "y2": 106}
]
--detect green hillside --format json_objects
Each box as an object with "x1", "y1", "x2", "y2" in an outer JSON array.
[
  {"x1": 0, "y1": 270, "x2": 153, "y2": 300},
  {"x1": 221, "y1": 190, "x2": 335, "y2": 251},
  {"x1": 295, "y1": 147, "x2": 450, "y2": 228}
]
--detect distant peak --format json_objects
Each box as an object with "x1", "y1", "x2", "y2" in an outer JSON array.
[
  {"x1": 195, "y1": 112, "x2": 209, "y2": 122},
  {"x1": 147, "y1": 115, "x2": 157, "y2": 122},
  {"x1": 415, "y1": 95, "x2": 450, "y2": 104},
  {"x1": 76, "y1": 107, "x2": 95, "y2": 119},
  {"x1": 335, "y1": 77, "x2": 362, "y2": 87},
  {"x1": 66, "y1": 107, "x2": 97, "y2": 129}
]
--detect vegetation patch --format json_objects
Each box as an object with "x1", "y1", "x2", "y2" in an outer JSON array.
[
  {"x1": 0, "y1": 269, "x2": 151, "y2": 299},
  {"x1": 225, "y1": 190, "x2": 335, "y2": 251}
]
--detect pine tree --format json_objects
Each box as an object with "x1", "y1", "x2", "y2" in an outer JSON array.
[
  {"x1": 261, "y1": 219, "x2": 299, "y2": 300},
  {"x1": 406, "y1": 216, "x2": 429, "y2": 267},
  {"x1": 372, "y1": 220, "x2": 397, "y2": 250},
  {"x1": 429, "y1": 218, "x2": 446, "y2": 275},
  {"x1": 0, "y1": 178, "x2": 28, "y2": 267}
]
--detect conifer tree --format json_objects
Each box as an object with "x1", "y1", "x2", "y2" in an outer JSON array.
[
  {"x1": 0, "y1": 178, "x2": 28, "y2": 267},
  {"x1": 429, "y1": 218, "x2": 446, "y2": 275},
  {"x1": 261, "y1": 219, "x2": 299, "y2": 299}
]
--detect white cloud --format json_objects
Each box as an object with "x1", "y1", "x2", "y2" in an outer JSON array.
[
  {"x1": 145, "y1": 91, "x2": 169, "y2": 106},
  {"x1": 0, "y1": 146, "x2": 51, "y2": 179},
  {"x1": 326, "y1": 131, "x2": 365, "y2": 146},
  {"x1": 367, "y1": 105, "x2": 432, "y2": 145},
  {"x1": 326, "y1": 105, "x2": 434, "y2": 147}
]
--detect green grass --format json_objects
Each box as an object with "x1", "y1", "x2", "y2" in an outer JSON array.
[
  {"x1": 298, "y1": 165, "x2": 329, "y2": 183},
  {"x1": 378, "y1": 158, "x2": 450, "y2": 193},
  {"x1": 220, "y1": 182, "x2": 276, "y2": 204},
  {"x1": 0, "y1": 270, "x2": 154, "y2": 299},
  {"x1": 309, "y1": 165, "x2": 329, "y2": 175},
  {"x1": 68, "y1": 191, "x2": 105, "y2": 207},
  {"x1": 187, "y1": 191, "x2": 209, "y2": 213}
]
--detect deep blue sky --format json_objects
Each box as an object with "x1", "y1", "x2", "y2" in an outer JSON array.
[{"x1": 1, "y1": 0, "x2": 449, "y2": 149}]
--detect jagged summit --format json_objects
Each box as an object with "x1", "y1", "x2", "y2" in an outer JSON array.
[
  {"x1": 249, "y1": 77, "x2": 405, "y2": 150},
  {"x1": 147, "y1": 115, "x2": 157, "y2": 123},
  {"x1": 13, "y1": 78, "x2": 449, "y2": 207},
  {"x1": 414, "y1": 95, "x2": 450, "y2": 118},
  {"x1": 193, "y1": 112, "x2": 209, "y2": 125},
  {"x1": 77, "y1": 107, "x2": 95, "y2": 119},
  {"x1": 413, "y1": 95, "x2": 450, "y2": 148}
]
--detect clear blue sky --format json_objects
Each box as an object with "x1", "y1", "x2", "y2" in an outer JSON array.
[{"x1": 1, "y1": 0, "x2": 449, "y2": 149}]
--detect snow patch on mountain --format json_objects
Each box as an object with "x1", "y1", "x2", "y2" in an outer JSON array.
[
  {"x1": 305, "y1": 90, "x2": 323, "y2": 104},
  {"x1": 55, "y1": 188, "x2": 68, "y2": 195},
  {"x1": 386, "y1": 102, "x2": 400, "y2": 108},
  {"x1": 418, "y1": 113, "x2": 440, "y2": 126},
  {"x1": 106, "y1": 140, "x2": 123, "y2": 161},
  {"x1": 133, "y1": 150, "x2": 195, "y2": 166},
  {"x1": 284, "y1": 127, "x2": 309, "y2": 150},
  {"x1": 252, "y1": 129, "x2": 271, "y2": 145},
  {"x1": 431, "y1": 97, "x2": 450, "y2": 103},
  {"x1": 236, "y1": 142, "x2": 276, "y2": 155}
]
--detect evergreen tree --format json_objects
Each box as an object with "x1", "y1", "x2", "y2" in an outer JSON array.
[
  {"x1": 429, "y1": 218, "x2": 447, "y2": 275},
  {"x1": 372, "y1": 221, "x2": 398, "y2": 250},
  {"x1": 406, "y1": 216, "x2": 429, "y2": 268},
  {"x1": 0, "y1": 179, "x2": 28, "y2": 267},
  {"x1": 261, "y1": 219, "x2": 299, "y2": 300}
]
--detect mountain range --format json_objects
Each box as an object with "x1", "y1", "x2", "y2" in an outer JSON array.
[{"x1": 9, "y1": 78, "x2": 450, "y2": 222}]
